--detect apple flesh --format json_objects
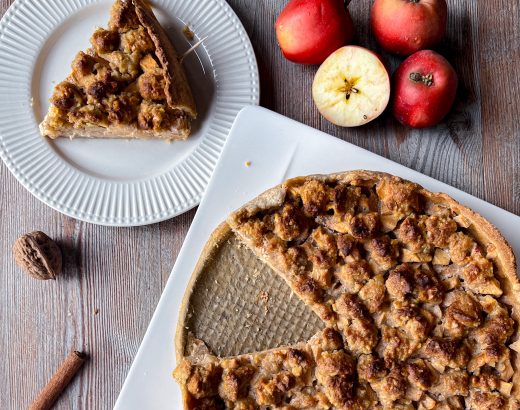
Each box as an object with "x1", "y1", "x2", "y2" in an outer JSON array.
[
  {"x1": 275, "y1": 0, "x2": 355, "y2": 65},
  {"x1": 312, "y1": 46, "x2": 391, "y2": 127},
  {"x1": 371, "y1": 0, "x2": 447, "y2": 56},
  {"x1": 392, "y1": 50, "x2": 458, "y2": 128}
]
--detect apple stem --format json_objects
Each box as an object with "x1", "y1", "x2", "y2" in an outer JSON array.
[{"x1": 409, "y1": 72, "x2": 434, "y2": 86}]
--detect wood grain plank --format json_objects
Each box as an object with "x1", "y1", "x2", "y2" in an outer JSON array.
[
  {"x1": 478, "y1": 0, "x2": 520, "y2": 214},
  {"x1": 0, "y1": 0, "x2": 518, "y2": 409}
]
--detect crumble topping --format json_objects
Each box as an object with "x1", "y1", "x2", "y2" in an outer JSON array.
[
  {"x1": 176, "y1": 173, "x2": 519, "y2": 409},
  {"x1": 44, "y1": 0, "x2": 191, "y2": 135}
]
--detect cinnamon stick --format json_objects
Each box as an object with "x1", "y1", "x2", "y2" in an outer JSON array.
[{"x1": 29, "y1": 351, "x2": 88, "y2": 410}]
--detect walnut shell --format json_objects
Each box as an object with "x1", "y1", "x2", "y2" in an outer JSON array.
[{"x1": 13, "y1": 231, "x2": 62, "y2": 280}]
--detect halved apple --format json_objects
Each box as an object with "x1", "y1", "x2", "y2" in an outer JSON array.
[{"x1": 312, "y1": 46, "x2": 391, "y2": 127}]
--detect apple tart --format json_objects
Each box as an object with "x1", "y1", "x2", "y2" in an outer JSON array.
[
  {"x1": 175, "y1": 171, "x2": 520, "y2": 409},
  {"x1": 39, "y1": 0, "x2": 196, "y2": 141}
]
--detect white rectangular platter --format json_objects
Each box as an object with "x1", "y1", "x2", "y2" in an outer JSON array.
[{"x1": 115, "y1": 106, "x2": 520, "y2": 409}]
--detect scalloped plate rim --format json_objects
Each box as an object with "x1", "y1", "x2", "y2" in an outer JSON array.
[{"x1": 0, "y1": 0, "x2": 260, "y2": 227}]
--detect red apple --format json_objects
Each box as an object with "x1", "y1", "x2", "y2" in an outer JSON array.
[
  {"x1": 275, "y1": 0, "x2": 355, "y2": 65},
  {"x1": 392, "y1": 50, "x2": 458, "y2": 128},
  {"x1": 371, "y1": 0, "x2": 447, "y2": 56},
  {"x1": 313, "y1": 46, "x2": 391, "y2": 127}
]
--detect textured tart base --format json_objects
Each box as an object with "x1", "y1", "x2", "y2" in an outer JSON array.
[{"x1": 176, "y1": 223, "x2": 322, "y2": 359}]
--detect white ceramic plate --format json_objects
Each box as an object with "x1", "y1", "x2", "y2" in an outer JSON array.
[
  {"x1": 0, "y1": 0, "x2": 259, "y2": 226},
  {"x1": 115, "y1": 106, "x2": 520, "y2": 409}
]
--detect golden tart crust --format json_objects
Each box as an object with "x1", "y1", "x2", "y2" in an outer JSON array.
[
  {"x1": 175, "y1": 170, "x2": 519, "y2": 410},
  {"x1": 40, "y1": 0, "x2": 196, "y2": 141}
]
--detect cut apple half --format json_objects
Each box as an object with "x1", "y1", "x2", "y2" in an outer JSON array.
[{"x1": 312, "y1": 46, "x2": 391, "y2": 127}]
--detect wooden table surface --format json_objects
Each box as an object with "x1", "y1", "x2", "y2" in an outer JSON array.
[{"x1": 1, "y1": 0, "x2": 518, "y2": 409}]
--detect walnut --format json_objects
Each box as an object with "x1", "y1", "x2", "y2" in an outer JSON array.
[
  {"x1": 13, "y1": 231, "x2": 62, "y2": 280},
  {"x1": 336, "y1": 234, "x2": 356, "y2": 260},
  {"x1": 330, "y1": 184, "x2": 357, "y2": 214}
]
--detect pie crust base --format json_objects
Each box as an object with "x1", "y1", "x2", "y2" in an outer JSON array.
[{"x1": 175, "y1": 170, "x2": 520, "y2": 409}]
